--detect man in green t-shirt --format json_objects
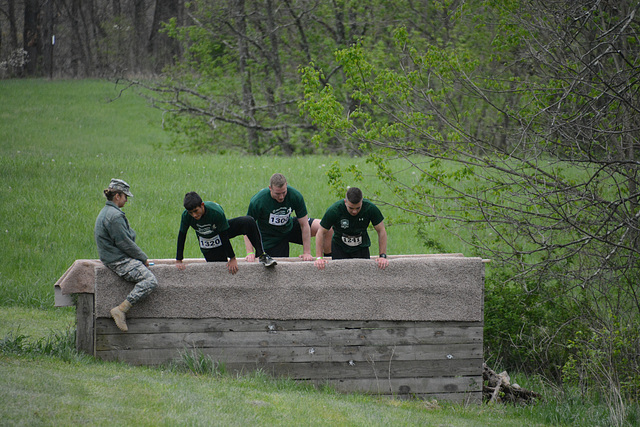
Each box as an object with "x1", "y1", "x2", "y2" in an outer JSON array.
[
  {"x1": 176, "y1": 192, "x2": 276, "y2": 274},
  {"x1": 244, "y1": 173, "x2": 332, "y2": 260},
  {"x1": 314, "y1": 187, "x2": 389, "y2": 270}
]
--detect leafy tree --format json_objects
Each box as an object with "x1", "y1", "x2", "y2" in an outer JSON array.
[
  {"x1": 130, "y1": 0, "x2": 426, "y2": 154},
  {"x1": 131, "y1": 0, "x2": 323, "y2": 154},
  {"x1": 300, "y1": 0, "x2": 640, "y2": 401}
]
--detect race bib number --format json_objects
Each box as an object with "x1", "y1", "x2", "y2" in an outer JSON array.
[
  {"x1": 341, "y1": 234, "x2": 363, "y2": 247},
  {"x1": 269, "y1": 213, "x2": 290, "y2": 226},
  {"x1": 199, "y1": 234, "x2": 222, "y2": 249}
]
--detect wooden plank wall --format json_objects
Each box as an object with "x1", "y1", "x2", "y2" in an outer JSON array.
[
  {"x1": 75, "y1": 293, "x2": 94, "y2": 355},
  {"x1": 95, "y1": 317, "x2": 483, "y2": 403}
]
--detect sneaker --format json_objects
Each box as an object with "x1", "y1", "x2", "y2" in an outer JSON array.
[{"x1": 259, "y1": 254, "x2": 277, "y2": 267}]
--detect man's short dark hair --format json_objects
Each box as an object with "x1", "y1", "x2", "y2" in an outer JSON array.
[
  {"x1": 345, "y1": 187, "x2": 363, "y2": 204},
  {"x1": 183, "y1": 191, "x2": 203, "y2": 211}
]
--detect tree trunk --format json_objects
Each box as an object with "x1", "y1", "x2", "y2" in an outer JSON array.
[
  {"x1": 148, "y1": 0, "x2": 179, "y2": 72},
  {"x1": 284, "y1": 0, "x2": 311, "y2": 65},
  {"x1": 6, "y1": 0, "x2": 19, "y2": 52},
  {"x1": 132, "y1": 0, "x2": 147, "y2": 71},
  {"x1": 23, "y1": 0, "x2": 40, "y2": 75},
  {"x1": 234, "y1": 0, "x2": 259, "y2": 153},
  {"x1": 58, "y1": 0, "x2": 94, "y2": 76},
  {"x1": 112, "y1": 0, "x2": 120, "y2": 16},
  {"x1": 87, "y1": 0, "x2": 107, "y2": 75},
  {"x1": 42, "y1": 0, "x2": 54, "y2": 78}
]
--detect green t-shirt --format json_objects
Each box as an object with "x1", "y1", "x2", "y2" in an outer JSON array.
[
  {"x1": 179, "y1": 201, "x2": 230, "y2": 251},
  {"x1": 319, "y1": 199, "x2": 384, "y2": 253},
  {"x1": 247, "y1": 186, "x2": 308, "y2": 249}
]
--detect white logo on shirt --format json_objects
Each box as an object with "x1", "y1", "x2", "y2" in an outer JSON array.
[{"x1": 196, "y1": 224, "x2": 216, "y2": 235}]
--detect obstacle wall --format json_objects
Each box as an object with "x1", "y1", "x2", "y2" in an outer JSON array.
[{"x1": 55, "y1": 255, "x2": 485, "y2": 403}]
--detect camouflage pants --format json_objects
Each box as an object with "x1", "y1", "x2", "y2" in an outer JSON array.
[{"x1": 106, "y1": 258, "x2": 158, "y2": 304}]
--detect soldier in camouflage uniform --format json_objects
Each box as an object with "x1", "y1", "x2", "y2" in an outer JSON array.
[{"x1": 94, "y1": 179, "x2": 158, "y2": 332}]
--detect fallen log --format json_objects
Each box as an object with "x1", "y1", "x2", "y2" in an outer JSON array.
[{"x1": 482, "y1": 363, "x2": 542, "y2": 405}]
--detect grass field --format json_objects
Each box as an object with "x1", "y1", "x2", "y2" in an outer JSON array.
[
  {"x1": 1, "y1": 79, "x2": 631, "y2": 426},
  {"x1": 0, "y1": 79, "x2": 454, "y2": 308}
]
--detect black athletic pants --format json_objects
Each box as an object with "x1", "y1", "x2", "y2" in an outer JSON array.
[
  {"x1": 267, "y1": 217, "x2": 313, "y2": 257},
  {"x1": 202, "y1": 216, "x2": 266, "y2": 262},
  {"x1": 330, "y1": 241, "x2": 370, "y2": 260}
]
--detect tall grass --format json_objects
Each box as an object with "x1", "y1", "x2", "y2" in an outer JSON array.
[
  {"x1": 0, "y1": 79, "x2": 439, "y2": 308},
  {"x1": 168, "y1": 348, "x2": 227, "y2": 377}
]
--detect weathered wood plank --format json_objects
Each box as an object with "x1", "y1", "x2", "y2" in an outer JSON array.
[
  {"x1": 95, "y1": 325, "x2": 482, "y2": 351},
  {"x1": 95, "y1": 317, "x2": 483, "y2": 334},
  {"x1": 395, "y1": 391, "x2": 482, "y2": 404},
  {"x1": 95, "y1": 348, "x2": 481, "y2": 379},
  {"x1": 317, "y1": 376, "x2": 482, "y2": 395},
  {"x1": 96, "y1": 342, "x2": 482, "y2": 365},
  {"x1": 94, "y1": 344, "x2": 481, "y2": 401},
  {"x1": 75, "y1": 293, "x2": 94, "y2": 356},
  {"x1": 222, "y1": 359, "x2": 483, "y2": 380}
]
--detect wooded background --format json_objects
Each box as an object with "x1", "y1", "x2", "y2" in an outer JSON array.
[
  {"x1": 0, "y1": 0, "x2": 184, "y2": 77},
  {"x1": 3, "y1": 0, "x2": 639, "y2": 408}
]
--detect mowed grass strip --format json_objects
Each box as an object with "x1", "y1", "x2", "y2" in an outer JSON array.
[{"x1": 0, "y1": 352, "x2": 550, "y2": 427}]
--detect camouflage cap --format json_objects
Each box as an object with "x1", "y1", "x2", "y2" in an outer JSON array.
[{"x1": 108, "y1": 178, "x2": 133, "y2": 197}]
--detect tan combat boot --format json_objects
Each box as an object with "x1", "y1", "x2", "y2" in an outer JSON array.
[{"x1": 110, "y1": 300, "x2": 132, "y2": 332}]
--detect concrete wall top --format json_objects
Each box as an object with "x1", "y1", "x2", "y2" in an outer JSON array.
[
  {"x1": 55, "y1": 255, "x2": 486, "y2": 322},
  {"x1": 74, "y1": 255, "x2": 485, "y2": 322}
]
